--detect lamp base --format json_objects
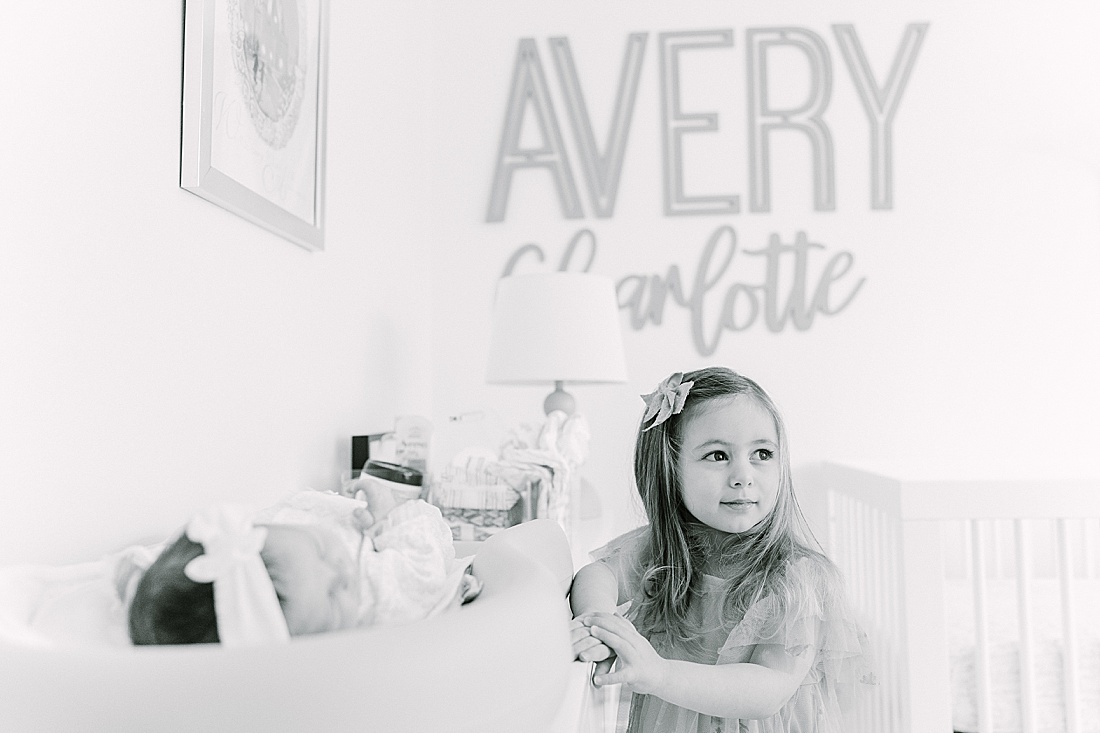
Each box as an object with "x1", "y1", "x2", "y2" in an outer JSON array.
[{"x1": 543, "y1": 381, "x2": 576, "y2": 416}]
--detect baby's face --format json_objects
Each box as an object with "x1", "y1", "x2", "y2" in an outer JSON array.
[{"x1": 260, "y1": 524, "x2": 360, "y2": 636}]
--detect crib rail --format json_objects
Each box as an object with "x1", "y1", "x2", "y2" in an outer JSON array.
[
  {"x1": 797, "y1": 463, "x2": 1100, "y2": 733},
  {"x1": 948, "y1": 516, "x2": 1100, "y2": 733},
  {"x1": 827, "y1": 487, "x2": 905, "y2": 733}
]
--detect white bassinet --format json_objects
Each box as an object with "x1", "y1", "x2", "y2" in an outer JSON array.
[
  {"x1": 0, "y1": 518, "x2": 613, "y2": 733},
  {"x1": 798, "y1": 462, "x2": 1100, "y2": 733}
]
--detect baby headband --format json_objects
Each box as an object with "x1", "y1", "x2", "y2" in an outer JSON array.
[
  {"x1": 184, "y1": 505, "x2": 290, "y2": 647},
  {"x1": 641, "y1": 372, "x2": 694, "y2": 431}
]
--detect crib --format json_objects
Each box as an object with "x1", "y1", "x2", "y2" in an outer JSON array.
[
  {"x1": 797, "y1": 462, "x2": 1100, "y2": 733},
  {"x1": 0, "y1": 518, "x2": 612, "y2": 733}
]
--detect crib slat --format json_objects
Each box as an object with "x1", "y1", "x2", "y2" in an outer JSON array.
[
  {"x1": 991, "y1": 521, "x2": 1004, "y2": 578},
  {"x1": 1056, "y1": 519, "x2": 1081, "y2": 733},
  {"x1": 1087, "y1": 518, "x2": 1098, "y2": 579},
  {"x1": 1013, "y1": 519, "x2": 1037, "y2": 733},
  {"x1": 871, "y1": 506, "x2": 886, "y2": 733},
  {"x1": 886, "y1": 513, "x2": 903, "y2": 733},
  {"x1": 856, "y1": 499, "x2": 871, "y2": 733},
  {"x1": 855, "y1": 500, "x2": 867, "y2": 615},
  {"x1": 827, "y1": 490, "x2": 838, "y2": 563},
  {"x1": 970, "y1": 520, "x2": 994, "y2": 733},
  {"x1": 868, "y1": 506, "x2": 882, "y2": 733}
]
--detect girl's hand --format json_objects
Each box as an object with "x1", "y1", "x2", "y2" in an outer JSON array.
[
  {"x1": 583, "y1": 612, "x2": 668, "y2": 695},
  {"x1": 570, "y1": 615, "x2": 615, "y2": 664}
]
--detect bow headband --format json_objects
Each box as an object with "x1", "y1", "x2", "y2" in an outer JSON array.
[
  {"x1": 641, "y1": 372, "x2": 694, "y2": 431},
  {"x1": 184, "y1": 505, "x2": 290, "y2": 646}
]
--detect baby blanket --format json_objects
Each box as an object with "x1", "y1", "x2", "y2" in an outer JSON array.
[{"x1": 0, "y1": 542, "x2": 161, "y2": 647}]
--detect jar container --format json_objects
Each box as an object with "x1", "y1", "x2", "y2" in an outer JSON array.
[{"x1": 362, "y1": 460, "x2": 424, "y2": 504}]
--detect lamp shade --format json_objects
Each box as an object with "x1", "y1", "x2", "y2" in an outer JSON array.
[{"x1": 486, "y1": 272, "x2": 628, "y2": 385}]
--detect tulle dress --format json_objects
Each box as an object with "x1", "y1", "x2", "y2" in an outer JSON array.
[{"x1": 591, "y1": 527, "x2": 874, "y2": 733}]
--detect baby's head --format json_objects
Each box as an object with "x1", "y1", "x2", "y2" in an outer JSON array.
[
  {"x1": 634, "y1": 366, "x2": 795, "y2": 539},
  {"x1": 129, "y1": 508, "x2": 359, "y2": 645}
]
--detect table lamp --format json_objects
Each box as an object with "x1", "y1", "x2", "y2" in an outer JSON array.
[{"x1": 486, "y1": 272, "x2": 628, "y2": 415}]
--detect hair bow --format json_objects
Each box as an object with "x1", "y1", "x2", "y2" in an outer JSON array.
[
  {"x1": 185, "y1": 505, "x2": 290, "y2": 646},
  {"x1": 640, "y1": 372, "x2": 694, "y2": 431}
]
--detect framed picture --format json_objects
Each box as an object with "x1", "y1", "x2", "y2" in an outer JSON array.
[{"x1": 180, "y1": 0, "x2": 329, "y2": 251}]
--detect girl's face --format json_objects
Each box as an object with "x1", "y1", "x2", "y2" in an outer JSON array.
[
  {"x1": 677, "y1": 394, "x2": 781, "y2": 534},
  {"x1": 260, "y1": 524, "x2": 360, "y2": 636}
]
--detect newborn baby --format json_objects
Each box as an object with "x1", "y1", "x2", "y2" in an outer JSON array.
[{"x1": 128, "y1": 482, "x2": 477, "y2": 645}]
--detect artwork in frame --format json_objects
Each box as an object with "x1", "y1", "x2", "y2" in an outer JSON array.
[{"x1": 180, "y1": 0, "x2": 329, "y2": 251}]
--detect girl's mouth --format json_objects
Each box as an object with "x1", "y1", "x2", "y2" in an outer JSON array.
[{"x1": 721, "y1": 499, "x2": 755, "y2": 507}]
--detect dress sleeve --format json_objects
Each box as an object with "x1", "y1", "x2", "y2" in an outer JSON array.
[
  {"x1": 588, "y1": 525, "x2": 648, "y2": 609},
  {"x1": 716, "y1": 556, "x2": 876, "y2": 691}
]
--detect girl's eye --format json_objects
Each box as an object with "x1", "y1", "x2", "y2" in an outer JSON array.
[
  {"x1": 753, "y1": 448, "x2": 774, "y2": 461},
  {"x1": 704, "y1": 450, "x2": 729, "y2": 462}
]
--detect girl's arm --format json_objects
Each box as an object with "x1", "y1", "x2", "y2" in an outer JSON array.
[
  {"x1": 569, "y1": 561, "x2": 619, "y2": 616},
  {"x1": 585, "y1": 612, "x2": 816, "y2": 720},
  {"x1": 568, "y1": 561, "x2": 620, "y2": 665}
]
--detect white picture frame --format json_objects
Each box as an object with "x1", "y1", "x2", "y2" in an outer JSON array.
[{"x1": 180, "y1": 0, "x2": 329, "y2": 251}]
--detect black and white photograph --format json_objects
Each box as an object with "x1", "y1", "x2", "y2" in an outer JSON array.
[{"x1": 1, "y1": 1, "x2": 1097, "y2": 732}]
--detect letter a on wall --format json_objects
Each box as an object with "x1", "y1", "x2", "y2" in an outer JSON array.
[{"x1": 486, "y1": 39, "x2": 583, "y2": 222}]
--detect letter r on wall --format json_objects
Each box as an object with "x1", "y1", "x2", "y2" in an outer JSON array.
[{"x1": 746, "y1": 28, "x2": 836, "y2": 213}]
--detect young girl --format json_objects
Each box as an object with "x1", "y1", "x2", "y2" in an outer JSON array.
[
  {"x1": 570, "y1": 367, "x2": 873, "y2": 733},
  {"x1": 128, "y1": 482, "x2": 477, "y2": 646}
]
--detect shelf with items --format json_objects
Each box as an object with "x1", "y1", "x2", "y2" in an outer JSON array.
[{"x1": 348, "y1": 409, "x2": 590, "y2": 552}]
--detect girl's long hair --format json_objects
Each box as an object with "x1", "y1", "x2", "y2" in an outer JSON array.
[{"x1": 631, "y1": 366, "x2": 830, "y2": 652}]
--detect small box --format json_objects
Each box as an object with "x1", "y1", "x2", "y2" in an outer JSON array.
[{"x1": 429, "y1": 477, "x2": 536, "y2": 542}]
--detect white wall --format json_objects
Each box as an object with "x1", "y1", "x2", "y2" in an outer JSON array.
[
  {"x1": 2, "y1": 1, "x2": 1098, "y2": 567},
  {"x1": 0, "y1": 1, "x2": 436, "y2": 565}
]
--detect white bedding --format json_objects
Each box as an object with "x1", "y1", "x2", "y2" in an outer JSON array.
[
  {"x1": 0, "y1": 542, "x2": 161, "y2": 647},
  {"x1": 946, "y1": 577, "x2": 1100, "y2": 733}
]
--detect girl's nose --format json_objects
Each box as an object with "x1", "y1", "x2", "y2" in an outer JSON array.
[{"x1": 728, "y1": 464, "x2": 752, "y2": 487}]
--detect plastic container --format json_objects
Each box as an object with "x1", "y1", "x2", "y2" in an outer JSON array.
[{"x1": 362, "y1": 460, "x2": 424, "y2": 504}]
